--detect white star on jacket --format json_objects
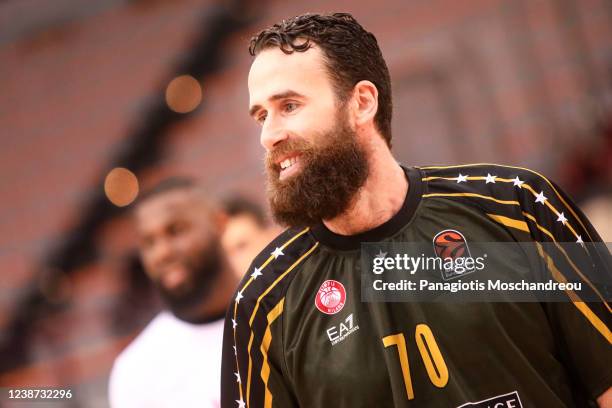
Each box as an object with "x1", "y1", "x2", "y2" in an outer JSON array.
[
  {"x1": 271, "y1": 247, "x2": 284, "y2": 259},
  {"x1": 455, "y1": 173, "x2": 468, "y2": 183},
  {"x1": 513, "y1": 176, "x2": 524, "y2": 188},
  {"x1": 375, "y1": 250, "x2": 387, "y2": 259},
  {"x1": 235, "y1": 291, "x2": 243, "y2": 304},
  {"x1": 251, "y1": 267, "x2": 263, "y2": 280},
  {"x1": 485, "y1": 173, "x2": 497, "y2": 184},
  {"x1": 557, "y1": 212, "x2": 568, "y2": 225},
  {"x1": 535, "y1": 191, "x2": 547, "y2": 205}
]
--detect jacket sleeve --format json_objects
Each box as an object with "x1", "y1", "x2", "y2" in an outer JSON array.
[
  {"x1": 221, "y1": 268, "x2": 298, "y2": 408},
  {"x1": 516, "y1": 171, "x2": 611, "y2": 401}
]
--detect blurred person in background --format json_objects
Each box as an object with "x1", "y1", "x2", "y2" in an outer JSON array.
[
  {"x1": 109, "y1": 178, "x2": 238, "y2": 408},
  {"x1": 581, "y1": 194, "x2": 612, "y2": 243},
  {"x1": 221, "y1": 195, "x2": 281, "y2": 277},
  {"x1": 222, "y1": 12, "x2": 612, "y2": 408}
]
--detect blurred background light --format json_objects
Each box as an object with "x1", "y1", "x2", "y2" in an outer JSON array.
[
  {"x1": 165, "y1": 74, "x2": 202, "y2": 113},
  {"x1": 104, "y1": 167, "x2": 139, "y2": 207}
]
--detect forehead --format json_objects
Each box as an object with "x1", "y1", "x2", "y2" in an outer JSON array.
[
  {"x1": 225, "y1": 214, "x2": 261, "y2": 235},
  {"x1": 248, "y1": 45, "x2": 335, "y2": 106},
  {"x1": 135, "y1": 189, "x2": 208, "y2": 230}
]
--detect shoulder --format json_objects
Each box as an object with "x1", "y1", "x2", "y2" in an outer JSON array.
[
  {"x1": 223, "y1": 228, "x2": 320, "y2": 407},
  {"x1": 419, "y1": 163, "x2": 555, "y2": 192},
  {"x1": 418, "y1": 163, "x2": 568, "y2": 208},
  {"x1": 109, "y1": 312, "x2": 166, "y2": 397},
  {"x1": 111, "y1": 312, "x2": 171, "y2": 370},
  {"x1": 417, "y1": 163, "x2": 596, "y2": 242},
  {"x1": 239, "y1": 226, "x2": 319, "y2": 287},
  {"x1": 230, "y1": 226, "x2": 319, "y2": 328}
]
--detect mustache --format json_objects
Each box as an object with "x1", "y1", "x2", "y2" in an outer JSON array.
[
  {"x1": 265, "y1": 138, "x2": 312, "y2": 168},
  {"x1": 264, "y1": 117, "x2": 369, "y2": 227}
]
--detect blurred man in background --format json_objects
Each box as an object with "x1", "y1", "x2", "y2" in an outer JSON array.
[
  {"x1": 109, "y1": 178, "x2": 238, "y2": 408},
  {"x1": 221, "y1": 195, "x2": 281, "y2": 277}
]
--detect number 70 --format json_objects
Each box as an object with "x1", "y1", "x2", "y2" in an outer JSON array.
[{"x1": 382, "y1": 323, "x2": 449, "y2": 401}]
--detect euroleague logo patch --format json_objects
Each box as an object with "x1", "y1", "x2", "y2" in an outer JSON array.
[
  {"x1": 433, "y1": 229, "x2": 477, "y2": 280},
  {"x1": 315, "y1": 280, "x2": 346, "y2": 315},
  {"x1": 433, "y1": 229, "x2": 468, "y2": 259}
]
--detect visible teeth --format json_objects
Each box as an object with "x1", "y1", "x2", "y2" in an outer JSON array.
[{"x1": 280, "y1": 157, "x2": 297, "y2": 170}]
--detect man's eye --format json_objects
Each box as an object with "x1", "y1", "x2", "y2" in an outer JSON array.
[
  {"x1": 141, "y1": 236, "x2": 154, "y2": 249},
  {"x1": 257, "y1": 113, "x2": 267, "y2": 125},
  {"x1": 168, "y1": 223, "x2": 187, "y2": 236},
  {"x1": 284, "y1": 102, "x2": 298, "y2": 113}
]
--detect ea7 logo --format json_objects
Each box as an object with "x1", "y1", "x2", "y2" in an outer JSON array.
[{"x1": 326, "y1": 313, "x2": 359, "y2": 346}]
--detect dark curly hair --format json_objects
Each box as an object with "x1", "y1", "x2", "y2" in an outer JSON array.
[{"x1": 249, "y1": 12, "x2": 393, "y2": 147}]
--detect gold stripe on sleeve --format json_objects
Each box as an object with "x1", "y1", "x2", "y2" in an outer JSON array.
[
  {"x1": 232, "y1": 227, "x2": 309, "y2": 405},
  {"x1": 246, "y1": 242, "x2": 319, "y2": 406},
  {"x1": 239, "y1": 227, "x2": 310, "y2": 295},
  {"x1": 486, "y1": 213, "x2": 529, "y2": 232},
  {"x1": 536, "y1": 243, "x2": 611, "y2": 343},
  {"x1": 423, "y1": 192, "x2": 520, "y2": 206},
  {"x1": 420, "y1": 163, "x2": 594, "y2": 241},
  {"x1": 260, "y1": 298, "x2": 285, "y2": 408},
  {"x1": 488, "y1": 212, "x2": 611, "y2": 314}
]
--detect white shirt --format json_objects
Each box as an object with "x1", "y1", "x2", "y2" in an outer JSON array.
[{"x1": 109, "y1": 311, "x2": 224, "y2": 408}]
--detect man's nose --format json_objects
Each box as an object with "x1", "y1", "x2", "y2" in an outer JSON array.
[
  {"x1": 260, "y1": 118, "x2": 288, "y2": 151},
  {"x1": 149, "y1": 238, "x2": 175, "y2": 267}
]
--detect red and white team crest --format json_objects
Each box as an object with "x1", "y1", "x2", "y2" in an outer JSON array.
[{"x1": 315, "y1": 280, "x2": 346, "y2": 315}]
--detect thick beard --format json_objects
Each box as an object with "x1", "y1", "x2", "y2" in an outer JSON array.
[
  {"x1": 265, "y1": 111, "x2": 369, "y2": 227},
  {"x1": 155, "y1": 241, "x2": 222, "y2": 322}
]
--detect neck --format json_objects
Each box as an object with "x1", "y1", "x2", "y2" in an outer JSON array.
[
  {"x1": 322, "y1": 139, "x2": 408, "y2": 236},
  {"x1": 176, "y1": 259, "x2": 238, "y2": 324}
]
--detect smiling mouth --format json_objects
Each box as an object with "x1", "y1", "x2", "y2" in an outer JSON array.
[
  {"x1": 159, "y1": 265, "x2": 189, "y2": 291},
  {"x1": 276, "y1": 154, "x2": 302, "y2": 180},
  {"x1": 279, "y1": 156, "x2": 298, "y2": 170}
]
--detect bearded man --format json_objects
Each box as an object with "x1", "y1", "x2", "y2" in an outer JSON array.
[
  {"x1": 110, "y1": 178, "x2": 238, "y2": 407},
  {"x1": 221, "y1": 13, "x2": 612, "y2": 408}
]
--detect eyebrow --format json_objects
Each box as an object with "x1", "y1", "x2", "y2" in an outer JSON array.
[{"x1": 249, "y1": 90, "x2": 305, "y2": 118}]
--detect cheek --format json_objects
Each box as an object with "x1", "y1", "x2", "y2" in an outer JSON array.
[
  {"x1": 140, "y1": 252, "x2": 157, "y2": 277},
  {"x1": 180, "y1": 234, "x2": 203, "y2": 255},
  {"x1": 285, "y1": 114, "x2": 330, "y2": 144},
  {"x1": 295, "y1": 101, "x2": 335, "y2": 128},
  {"x1": 184, "y1": 231, "x2": 215, "y2": 257},
  {"x1": 282, "y1": 115, "x2": 310, "y2": 138},
  {"x1": 141, "y1": 250, "x2": 152, "y2": 264}
]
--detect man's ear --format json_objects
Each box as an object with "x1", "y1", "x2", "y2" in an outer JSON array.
[{"x1": 350, "y1": 80, "x2": 379, "y2": 128}]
